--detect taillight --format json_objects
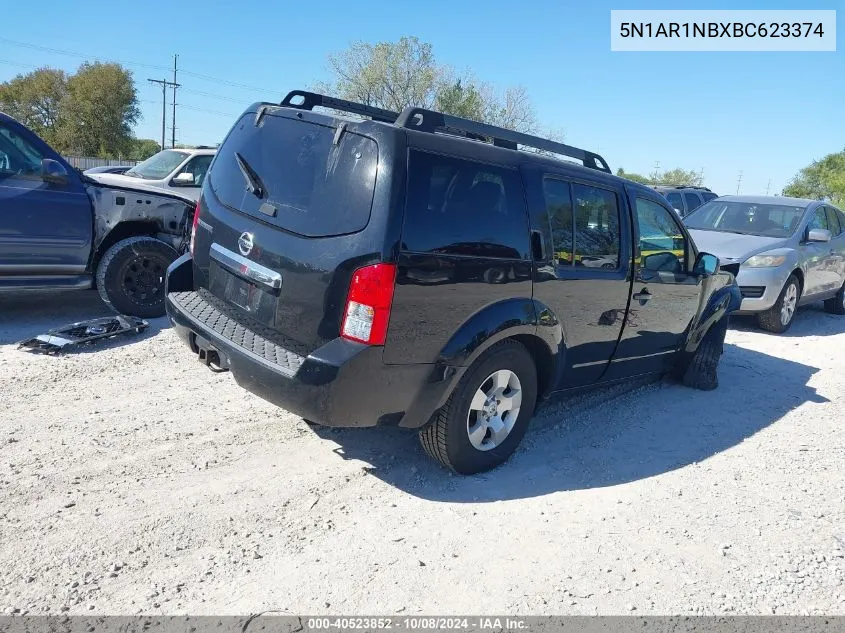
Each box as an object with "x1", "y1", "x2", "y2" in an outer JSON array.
[
  {"x1": 340, "y1": 263, "x2": 397, "y2": 345},
  {"x1": 189, "y1": 200, "x2": 201, "y2": 256}
]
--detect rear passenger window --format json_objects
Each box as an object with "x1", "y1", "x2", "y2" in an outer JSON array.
[
  {"x1": 572, "y1": 184, "x2": 620, "y2": 269},
  {"x1": 683, "y1": 192, "x2": 702, "y2": 214},
  {"x1": 402, "y1": 150, "x2": 528, "y2": 258},
  {"x1": 702, "y1": 192, "x2": 718, "y2": 202},
  {"x1": 542, "y1": 179, "x2": 574, "y2": 265},
  {"x1": 666, "y1": 192, "x2": 683, "y2": 212}
]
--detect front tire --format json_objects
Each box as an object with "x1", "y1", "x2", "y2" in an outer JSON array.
[
  {"x1": 680, "y1": 319, "x2": 727, "y2": 391},
  {"x1": 96, "y1": 236, "x2": 178, "y2": 318},
  {"x1": 756, "y1": 274, "x2": 800, "y2": 333},
  {"x1": 823, "y1": 282, "x2": 845, "y2": 316},
  {"x1": 419, "y1": 340, "x2": 537, "y2": 475}
]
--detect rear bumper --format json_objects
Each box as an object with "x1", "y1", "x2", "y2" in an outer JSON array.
[{"x1": 164, "y1": 254, "x2": 436, "y2": 428}]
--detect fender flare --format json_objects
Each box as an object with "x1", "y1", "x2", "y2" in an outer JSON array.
[
  {"x1": 683, "y1": 278, "x2": 741, "y2": 354},
  {"x1": 435, "y1": 297, "x2": 564, "y2": 406}
]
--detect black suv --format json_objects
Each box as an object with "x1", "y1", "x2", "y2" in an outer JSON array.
[
  {"x1": 165, "y1": 90, "x2": 741, "y2": 474},
  {"x1": 652, "y1": 185, "x2": 719, "y2": 217}
]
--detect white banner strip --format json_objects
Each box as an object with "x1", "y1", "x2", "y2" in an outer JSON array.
[{"x1": 611, "y1": 10, "x2": 836, "y2": 52}]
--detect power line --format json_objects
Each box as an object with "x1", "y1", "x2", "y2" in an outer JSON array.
[
  {"x1": 180, "y1": 87, "x2": 251, "y2": 103},
  {"x1": 148, "y1": 77, "x2": 179, "y2": 150},
  {"x1": 171, "y1": 55, "x2": 179, "y2": 148},
  {"x1": 0, "y1": 36, "x2": 274, "y2": 93},
  {"x1": 178, "y1": 103, "x2": 238, "y2": 118}
]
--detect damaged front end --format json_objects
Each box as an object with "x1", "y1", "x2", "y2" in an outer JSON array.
[{"x1": 84, "y1": 179, "x2": 196, "y2": 256}]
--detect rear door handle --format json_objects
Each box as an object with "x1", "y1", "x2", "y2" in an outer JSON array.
[{"x1": 633, "y1": 289, "x2": 652, "y2": 303}]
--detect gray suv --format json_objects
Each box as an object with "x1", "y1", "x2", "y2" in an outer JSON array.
[{"x1": 653, "y1": 185, "x2": 719, "y2": 217}]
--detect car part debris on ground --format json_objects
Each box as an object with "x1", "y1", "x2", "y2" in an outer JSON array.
[{"x1": 17, "y1": 315, "x2": 148, "y2": 355}]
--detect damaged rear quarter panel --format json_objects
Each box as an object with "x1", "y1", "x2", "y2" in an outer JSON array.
[{"x1": 86, "y1": 183, "x2": 196, "y2": 257}]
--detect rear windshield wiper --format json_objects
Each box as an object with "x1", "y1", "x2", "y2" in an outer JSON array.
[{"x1": 234, "y1": 152, "x2": 265, "y2": 199}]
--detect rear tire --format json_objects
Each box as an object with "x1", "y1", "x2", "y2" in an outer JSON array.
[
  {"x1": 756, "y1": 274, "x2": 800, "y2": 333},
  {"x1": 419, "y1": 340, "x2": 537, "y2": 475},
  {"x1": 96, "y1": 236, "x2": 178, "y2": 318},
  {"x1": 823, "y1": 282, "x2": 845, "y2": 315},
  {"x1": 681, "y1": 319, "x2": 727, "y2": 391}
]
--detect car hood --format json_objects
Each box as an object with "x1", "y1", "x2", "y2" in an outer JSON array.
[{"x1": 687, "y1": 229, "x2": 789, "y2": 262}]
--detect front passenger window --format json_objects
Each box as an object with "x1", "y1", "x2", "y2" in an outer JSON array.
[
  {"x1": 635, "y1": 198, "x2": 686, "y2": 273},
  {"x1": 808, "y1": 208, "x2": 829, "y2": 232}
]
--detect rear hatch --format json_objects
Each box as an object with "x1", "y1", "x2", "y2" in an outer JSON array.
[{"x1": 191, "y1": 106, "x2": 387, "y2": 356}]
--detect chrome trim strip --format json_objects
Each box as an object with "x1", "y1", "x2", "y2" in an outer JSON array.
[{"x1": 209, "y1": 243, "x2": 282, "y2": 290}]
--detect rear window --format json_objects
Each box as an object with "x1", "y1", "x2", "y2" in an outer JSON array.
[{"x1": 209, "y1": 112, "x2": 378, "y2": 237}]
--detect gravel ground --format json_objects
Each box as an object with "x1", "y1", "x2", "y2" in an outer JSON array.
[{"x1": 1, "y1": 290, "x2": 843, "y2": 616}]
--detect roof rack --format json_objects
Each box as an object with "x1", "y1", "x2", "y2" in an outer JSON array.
[
  {"x1": 280, "y1": 90, "x2": 400, "y2": 124},
  {"x1": 656, "y1": 184, "x2": 712, "y2": 191},
  {"x1": 395, "y1": 107, "x2": 610, "y2": 173},
  {"x1": 279, "y1": 89, "x2": 611, "y2": 174}
]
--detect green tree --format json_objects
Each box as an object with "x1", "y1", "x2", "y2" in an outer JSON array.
[
  {"x1": 434, "y1": 79, "x2": 485, "y2": 120},
  {"x1": 317, "y1": 36, "x2": 546, "y2": 135},
  {"x1": 56, "y1": 62, "x2": 140, "y2": 157},
  {"x1": 651, "y1": 167, "x2": 703, "y2": 187},
  {"x1": 616, "y1": 167, "x2": 651, "y2": 184},
  {"x1": 783, "y1": 151, "x2": 845, "y2": 206},
  {"x1": 319, "y1": 36, "x2": 439, "y2": 112},
  {"x1": 127, "y1": 138, "x2": 161, "y2": 161},
  {"x1": 0, "y1": 68, "x2": 67, "y2": 146}
]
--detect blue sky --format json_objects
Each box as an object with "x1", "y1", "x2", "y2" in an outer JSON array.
[{"x1": 1, "y1": 0, "x2": 841, "y2": 195}]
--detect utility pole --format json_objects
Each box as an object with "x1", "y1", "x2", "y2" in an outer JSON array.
[
  {"x1": 148, "y1": 77, "x2": 178, "y2": 150},
  {"x1": 698, "y1": 167, "x2": 704, "y2": 186},
  {"x1": 765, "y1": 179, "x2": 771, "y2": 196},
  {"x1": 171, "y1": 54, "x2": 180, "y2": 149},
  {"x1": 736, "y1": 170, "x2": 743, "y2": 195}
]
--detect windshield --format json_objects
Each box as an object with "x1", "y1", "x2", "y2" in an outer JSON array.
[
  {"x1": 684, "y1": 200, "x2": 808, "y2": 238},
  {"x1": 126, "y1": 150, "x2": 188, "y2": 179}
]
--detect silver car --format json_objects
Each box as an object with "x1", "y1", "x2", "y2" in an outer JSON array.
[{"x1": 684, "y1": 195, "x2": 845, "y2": 333}]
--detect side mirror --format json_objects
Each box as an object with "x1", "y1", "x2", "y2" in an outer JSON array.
[
  {"x1": 807, "y1": 228, "x2": 832, "y2": 243},
  {"x1": 172, "y1": 172, "x2": 195, "y2": 185},
  {"x1": 41, "y1": 158, "x2": 69, "y2": 185},
  {"x1": 693, "y1": 252, "x2": 720, "y2": 276},
  {"x1": 642, "y1": 251, "x2": 681, "y2": 272}
]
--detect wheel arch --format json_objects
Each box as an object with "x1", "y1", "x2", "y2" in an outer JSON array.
[
  {"x1": 436, "y1": 297, "x2": 564, "y2": 405},
  {"x1": 683, "y1": 278, "x2": 740, "y2": 355},
  {"x1": 91, "y1": 220, "x2": 161, "y2": 273}
]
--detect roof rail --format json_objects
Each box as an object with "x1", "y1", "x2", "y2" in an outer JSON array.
[
  {"x1": 278, "y1": 90, "x2": 611, "y2": 173},
  {"x1": 280, "y1": 90, "x2": 400, "y2": 124},
  {"x1": 658, "y1": 184, "x2": 712, "y2": 191},
  {"x1": 395, "y1": 107, "x2": 611, "y2": 173}
]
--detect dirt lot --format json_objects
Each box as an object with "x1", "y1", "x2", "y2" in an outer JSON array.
[{"x1": 1, "y1": 290, "x2": 844, "y2": 616}]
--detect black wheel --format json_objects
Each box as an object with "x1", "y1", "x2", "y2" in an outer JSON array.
[
  {"x1": 96, "y1": 237, "x2": 178, "y2": 318},
  {"x1": 601, "y1": 263, "x2": 614, "y2": 269},
  {"x1": 483, "y1": 267, "x2": 508, "y2": 284},
  {"x1": 680, "y1": 319, "x2": 727, "y2": 391},
  {"x1": 756, "y1": 274, "x2": 800, "y2": 333},
  {"x1": 419, "y1": 340, "x2": 537, "y2": 474},
  {"x1": 823, "y1": 282, "x2": 845, "y2": 316}
]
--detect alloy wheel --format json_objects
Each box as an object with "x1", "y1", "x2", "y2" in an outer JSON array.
[{"x1": 466, "y1": 369, "x2": 523, "y2": 451}]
